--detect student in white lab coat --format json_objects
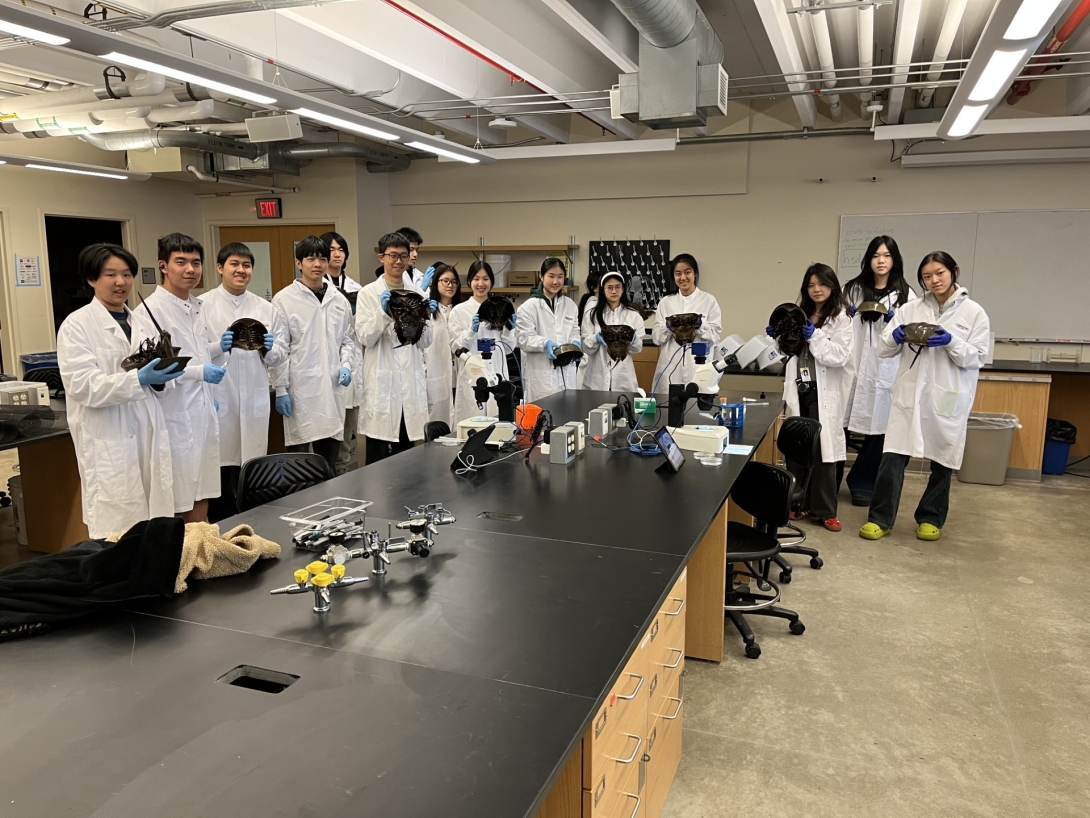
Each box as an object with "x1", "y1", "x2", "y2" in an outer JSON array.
[
  {"x1": 842, "y1": 235, "x2": 916, "y2": 506},
  {"x1": 776, "y1": 264, "x2": 854, "y2": 532},
  {"x1": 321, "y1": 231, "x2": 364, "y2": 475},
  {"x1": 580, "y1": 271, "x2": 644, "y2": 392},
  {"x1": 423, "y1": 262, "x2": 460, "y2": 428},
  {"x1": 861, "y1": 251, "x2": 990, "y2": 542},
  {"x1": 130, "y1": 233, "x2": 225, "y2": 524},
  {"x1": 57, "y1": 244, "x2": 181, "y2": 538},
  {"x1": 516, "y1": 257, "x2": 580, "y2": 403},
  {"x1": 200, "y1": 242, "x2": 287, "y2": 520},
  {"x1": 449, "y1": 260, "x2": 517, "y2": 425},
  {"x1": 651, "y1": 254, "x2": 722, "y2": 395},
  {"x1": 357, "y1": 231, "x2": 435, "y2": 464},
  {"x1": 399, "y1": 226, "x2": 432, "y2": 291},
  {"x1": 271, "y1": 236, "x2": 355, "y2": 473}
]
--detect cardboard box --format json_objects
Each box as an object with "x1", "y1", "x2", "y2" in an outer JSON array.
[{"x1": 507, "y1": 270, "x2": 537, "y2": 286}]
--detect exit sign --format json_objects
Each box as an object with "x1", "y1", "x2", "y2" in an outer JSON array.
[{"x1": 256, "y1": 197, "x2": 282, "y2": 219}]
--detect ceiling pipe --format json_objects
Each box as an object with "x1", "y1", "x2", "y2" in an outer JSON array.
[
  {"x1": 917, "y1": 0, "x2": 969, "y2": 108},
  {"x1": 608, "y1": 0, "x2": 723, "y2": 64},
  {"x1": 146, "y1": 100, "x2": 218, "y2": 124},
  {"x1": 273, "y1": 141, "x2": 411, "y2": 173},
  {"x1": 0, "y1": 72, "x2": 167, "y2": 115},
  {"x1": 679, "y1": 126, "x2": 872, "y2": 144},
  {"x1": 95, "y1": 0, "x2": 358, "y2": 32},
  {"x1": 857, "y1": 4, "x2": 874, "y2": 103},
  {"x1": 1007, "y1": 0, "x2": 1090, "y2": 103},
  {"x1": 809, "y1": 7, "x2": 843, "y2": 121},
  {"x1": 2, "y1": 89, "x2": 213, "y2": 123},
  {"x1": 79, "y1": 129, "x2": 264, "y2": 159},
  {"x1": 0, "y1": 69, "x2": 70, "y2": 92},
  {"x1": 186, "y1": 164, "x2": 299, "y2": 193}
]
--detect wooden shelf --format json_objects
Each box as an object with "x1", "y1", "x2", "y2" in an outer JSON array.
[
  {"x1": 376, "y1": 245, "x2": 578, "y2": 253},
  {"x1": 494, "y1": 285, "x2": 579, "y2": 295}
]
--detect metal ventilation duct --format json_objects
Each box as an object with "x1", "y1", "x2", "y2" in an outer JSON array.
[{"x1": 609, "y1": 0, "x2": 726, "y2": 129}]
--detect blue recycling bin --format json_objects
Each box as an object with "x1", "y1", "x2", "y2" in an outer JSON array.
[{"x1": 1042, "y1": 440, "x2": 1072, "y2": 475}]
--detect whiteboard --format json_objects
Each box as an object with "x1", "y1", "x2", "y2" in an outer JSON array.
[{"x1": 839, "y1": 210, "x2": 1090, "y2": 342}]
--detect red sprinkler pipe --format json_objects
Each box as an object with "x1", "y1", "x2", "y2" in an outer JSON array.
[{"x1": 1007, "y1": 0, "x2": 1090, "y2": 103}]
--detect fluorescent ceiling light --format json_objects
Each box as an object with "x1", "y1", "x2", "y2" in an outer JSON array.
[
  {"x1": 0, "y1": 19, "x2": 69, "y2": 46},
  {"x1": 488, "y1": 139, "x2": 676, "y2": 160},
  {"x1": 291, "y1": 108, "x2": 399, "y2": 142},
  {"x1": 968, "y1": 49, "x2": 1029, "y2": 101},
  {"x1": 1004, "y1": 0, "x2": 1069, "y2": 40},
  {"x1": 100, "y1": 52, "x2": 277, "y2": 106},
  {"x1": 406, "y1": 141, "x2": 481, "y2": 164},
  {"x1": 947, "y1": 104, "x2": 989, "y2": 137},
  {"x1": 25, "y1": 163, "x2": 131, "y2": 180}
]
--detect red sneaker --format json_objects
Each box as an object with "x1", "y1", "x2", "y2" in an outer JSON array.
[{"x1": 822, "y1": 517, "x2": 842, "y2": 532}]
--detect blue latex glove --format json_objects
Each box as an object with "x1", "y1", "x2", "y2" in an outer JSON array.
[
  {"x1": 595, "y1": 332, "x2": 605, "y2": 345},
  {"x1": 508, "y1": 314, "x2": 517, "y2": 329},
  {"x1": 429, "y1": 299, "x2": 438, "y2": 315},
  {"x1": 801, "y1": 320, "x2": 815, "y2": 340},
  {"x1": 275, "y1": 394, "x2": 292, "y2": 418},
  {"x1": 220, "y1": 330, "x2": 234, "y2": 353},
  {"x1": 471, "y1": 314, "x2": 481, "y2": 332},
  {"x1": 264, "y1": 332, "x2": 274, "y2": 351},
  {"x1": 927, "y1": 328, "x2": 953, "y2": 347},
  {"x1": 137, "y1": 358, "x2": 183, "y2": 387},
  {"x1": 847, "y1": 304, "x2": 858, "y2": 318},
  {"x1": 765, "y1": 325, "x2": 775, "y2": 337},
  {"x1": 892, "y1": 324, "x2": 907, "y2": 345},
  {"x1": 203, "y1": 364, "x2": 226, "y2": 384},
  {"x1": 884, "y1": 308, "x2": 895, "y2": 324},
  {"x1": 420, "y1": 266, "x2": 436, "y2": 290},
  {"x1": 338, "y1": 366, "x2": 352, "y2": 386},
  {"x1": 545, "y1": 340, "x2": 559, "y2": 360},
  {"x1": 214, "y1": 400, "x2": 219, "y2": 412},
  {"x1": 572, "y1": 340, "x2": 582, "y2": 350},
  {"x1": 380, "y1": 289, "x2": 392, "y2": 315}
]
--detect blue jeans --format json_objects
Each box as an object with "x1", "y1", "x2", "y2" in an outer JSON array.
[{"x1": 868, "y1": 452, "x2": 954, "y2": 530}]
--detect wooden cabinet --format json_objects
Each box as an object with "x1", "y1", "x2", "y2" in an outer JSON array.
[
  {"x1": 631, "y1": 346, "x2": 658, "y2": 394},
  {"x1": 971, "y1": 372, "x2": 1051, "y2": 481}
]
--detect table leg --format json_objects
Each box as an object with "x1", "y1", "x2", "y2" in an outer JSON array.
[
  {"x1": 18, "y1": 436, "x2": 88, "y2": 553},
  {"x1": 684, "y1": 501, "x2": 727, "y2": 663}
]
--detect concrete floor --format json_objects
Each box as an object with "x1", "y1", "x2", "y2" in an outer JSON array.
[{"x1": 663, "y1": 471, "x2": 1090, "y2": 818}]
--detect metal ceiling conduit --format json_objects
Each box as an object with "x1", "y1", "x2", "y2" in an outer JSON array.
[
  {"x1": 609, "y1": 0, "x2": 723, "y2": 64},
  {"x1": 273, "y1": 142, "x2": 410, "y2": 173},
  {"x1": 917, "y1": 0, "x2": 969, "y2": 108},
  {"x1": 809, "y1": 7, "x2": 843, "y2": 121},
  {"x1": 0, "y1": 72, "x2": 167, "y2": 115},
  {"x1": 679, "y1": 126, "x2": 873, "y2": 144},
  {"x1": 0, "y1": 69, "x2": 70, "y2": 92},
  {"x1": 78, "y1": 129, "x2": 264, "y2": 159},
  {"x1": 94, "y1": 0, "x2": 358, "y2": 32}
]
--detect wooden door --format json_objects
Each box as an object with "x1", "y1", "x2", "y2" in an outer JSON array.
[{"x1": 217, "y1": 224, "x2": 335, "y2": 297}]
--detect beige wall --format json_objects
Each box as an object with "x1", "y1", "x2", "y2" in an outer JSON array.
[{"x1": 391, "y1": 99, "x2": 1090, "y2": 361}]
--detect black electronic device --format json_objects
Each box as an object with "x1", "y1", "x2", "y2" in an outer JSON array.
[
  {"x1": 654, "y1": 426, "x2": 685, "y2": 474},
  {"x1": 667, "y1": 382, "x2": 698, "y2": 427},
  {"x1": 451, "y1": 424, "x2": 497, "y2": 472}
]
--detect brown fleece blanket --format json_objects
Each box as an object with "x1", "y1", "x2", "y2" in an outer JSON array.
[{"x1": 174, "y1": 522, "x2": 281, "y2": 593}]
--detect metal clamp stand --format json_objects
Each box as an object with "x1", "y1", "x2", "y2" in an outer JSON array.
[
  {"x1": 316, "y1": 504, "x2": 457, "y2": 576},
  {"x1": 270, "y1": 560, "x2": 369, "y2": 614}
]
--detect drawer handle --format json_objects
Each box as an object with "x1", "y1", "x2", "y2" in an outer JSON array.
[
  {"x1": 660, "y1": 647, "x2": 684, "y2": 669},
  {"x1": 662, "y1": 696, "x2": 683, "y2": 721},
  {"x1": 663, "y1": 597, "x2": 685, "y2": 617},
  {"x1": 615, "y1": 672, "x2": 644, "y2": 701},
  {"x1": 620, "y1": 792, "x2": 640, "y2": 818},
  {"x1": 607, "y1": 733, "x2": 642, "y2": 764}
]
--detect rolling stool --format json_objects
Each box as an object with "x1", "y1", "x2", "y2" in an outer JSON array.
[{"x1": 775, "y1": 415, "x2": 825, "y2": 584}]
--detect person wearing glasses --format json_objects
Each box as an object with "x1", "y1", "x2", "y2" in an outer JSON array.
[
  {"x1": 424, "y1": 262, "x2": 460, "y2": 428},
  {"x1": 357, "y1": 232, "x2": 436, "y2": 463}
]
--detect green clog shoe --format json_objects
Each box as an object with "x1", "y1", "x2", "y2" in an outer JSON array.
[
  {"x1": 916, "y1": 523, "x2": 941, "y2": 541},
  {"x1": 859, "y1": 522, "x2": 891, "y2": 540}
]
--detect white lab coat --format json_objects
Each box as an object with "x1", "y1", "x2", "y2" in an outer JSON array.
[
  {"x1": 651, "y1": 288, "x2": 723, "y2": 395},
  {"x1": 516, "y1": 292, "x2": 580, "y2": 403},
  {"x1": 199, "y1": 286, "x2": 288, "y2": 467},
  {"x1": 844, "y1": 287, "x2": 917, "y2": 435},
  {"x1": 424, "y1": 302, "x2": 455, "y2": 428},
  {"x1": 131, "y1": 288, "x2": 221, "y2": 512},
  {"x1": 782, "y1": 312, "x2": 855, "y2": 463},
  {"x1": 326, "y1": 272, "x2": 364, "y2": 410},
  {"x1": 879, "y1": 287, "x2": 990, "y2": 470},
  {"x1": 580, "y1": 303, "x2": 644, "y2": 392},
  {"x1": 57, "y1": 300, "x2": 175, "y2": 538},
  {"x1": 272, "y1": 280, "x2": 355, "y2": 446},
  {"x1": 449, "y1": 298, "x2": 515, "y2": 425},
  {"x1": 356, "y1": 277, "x2": 433, "y2": 443}
]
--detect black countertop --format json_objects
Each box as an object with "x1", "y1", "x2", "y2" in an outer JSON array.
[
  {"x1": 1, "y1": 389, "x2": 783, "y2": 818},
  {"x1": 986, "y1": 359, "x2": 1090, "y2": 376}
]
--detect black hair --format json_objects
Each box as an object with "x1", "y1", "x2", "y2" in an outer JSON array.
[
  {"x1": 917, "y1": 251, "x2": 960, "y2": 289},
  {"x1": 467, "y1": 259, "x2": 495, "y2": 288},
  {"x1": 594, "y1": 272, "x2": 633, "y2": 330},
  {"x1": 319, "y1": 231, "x2": 350, "y2": 270},
  {"x1": 798, "y1": 263, "x2": 845, "y2": 328},
  {"x1": 540, "y1": 257, "x2": 566, "y2": 280},
  {"x1": 216, "y1": 241, "x2": 254, "y2": 268},
  {"x1": 668, "y1": 254, "x2": 700, "y2": 293},
  {"x1": 578, "y1": 270, "x2": 602, "y2": 324},
  {"x1": 158, "y1": 233, "x2": 203, "y2": 265},
  {"x1": 844, "y1": 235, "x2": 911, "y2": 306},
  {"x1": 397, "y1": 226, "x2": 423, "y2": 246},
  {"x1": 429, "y1": 262, "x2": 462, "y2": 306},
  {"x1": 295, "y1": 235, "x2": 330, "y2": 262},
  {"x1": 378, "y1": 231, "x2": 410, "y2": 254},
  {"x1": 80, "y1": 243, "x2": 138, "y2": 283}
]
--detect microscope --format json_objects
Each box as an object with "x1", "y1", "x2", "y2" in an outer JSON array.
[
  {"x1": 456, "y1": 338, "x2": 517, "y2": 441},
  {"x1": 667, "y1": 341, "x2": 732, "y2": 453}
]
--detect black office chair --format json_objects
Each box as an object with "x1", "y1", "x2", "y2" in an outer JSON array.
[
  {"x1": 775, "y1": 416, "x2": 824, "y2": 584},
  {"x1": 424, "y1": 421, "x2": 451, "y2": 442},
  {"x1": 24, "y1": 367, "x2": 64, "y2": 398},
  {"x1": 236, "y1": 453, "x2": 335, "y2": 512},
  {"x1": 726, "y1": 461, "x2": 806, "y2": 659}
]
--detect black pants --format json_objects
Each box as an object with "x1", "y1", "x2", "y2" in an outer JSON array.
[
  {"x1": 785, "y1": 399, "x2": 841, "y2": 520},
  {"x1": 287, "y1": 438, "x2": 340, "y2": 474},
  {"x1": 364, "y1": 414, "x2": 413, "y2": 465},
  {"x1": 869, "y1": 452, "x2": 954, "y2": 529},
  {"x1": 846, "y1": 433, "x2": 885, "y2": 499},
  {"x1": 207, "y1": 465, "x2": 241, "y2": 524}
]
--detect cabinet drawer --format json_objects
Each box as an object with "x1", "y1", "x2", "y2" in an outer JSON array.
[
  {"x1": 583, "y1": 753, "x2": 642, "y2": 818},
  {"x1": 583, "y1": 634, "x2": 649, "y2": 790},
  {"x1": 643, "y1": 672, "x2": 684, "y2": 818},
  {"x1": 659, "y1": 570, "x2": 687, "y2": 646}
]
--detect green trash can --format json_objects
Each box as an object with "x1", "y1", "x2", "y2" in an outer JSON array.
[{"x1": 957, "y1": 413, "x2": 1021, "y2": 486}]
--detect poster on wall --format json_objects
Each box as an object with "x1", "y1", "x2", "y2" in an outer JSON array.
[
  {"x1": 15, "y1": 255, "x2": 41, "y2": 287},
  {"x1": 588, "y1": 239, "x2": 670, "y2": 311}
]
